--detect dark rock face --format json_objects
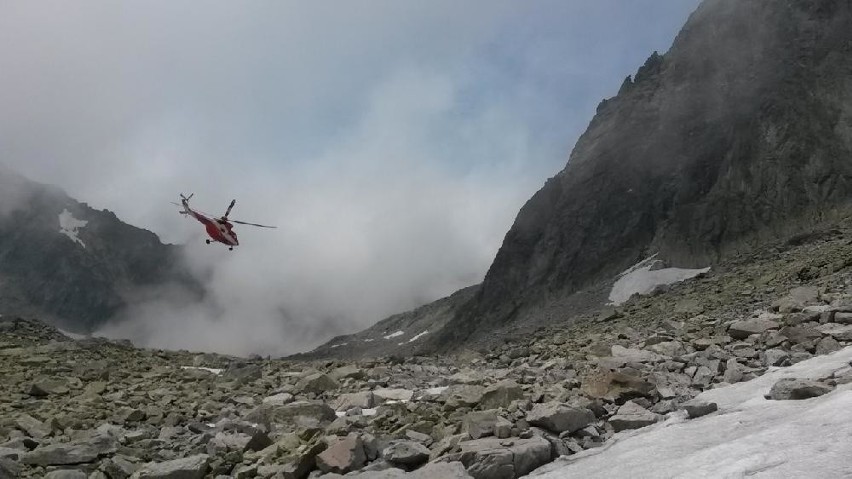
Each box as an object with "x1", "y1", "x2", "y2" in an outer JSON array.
[
  {"x1": 436, "y1": 0, "x2": 852, "y2": 349},
  {"x1": 0, "y1": 167, "x2": 197, "y2": 332}
]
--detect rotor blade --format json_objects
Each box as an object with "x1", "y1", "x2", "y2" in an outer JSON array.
[
  {"x1": 232, "y1": 220, "x2": 277, "y2": 228},
  {"x1": 224, "y1": 199, "x2": 236, "y2": 219},
  {"x1": 171, "y1": 202, "x2": 216, "y2": 218}
]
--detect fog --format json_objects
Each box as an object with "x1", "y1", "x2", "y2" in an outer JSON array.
[{"x1": 0, "y1": 1, "x2": 701, "y2": 356}]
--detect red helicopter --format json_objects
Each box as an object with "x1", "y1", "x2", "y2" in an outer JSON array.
[{"x1": 176, "y1": 194, "x2": 276, "y2": 250}]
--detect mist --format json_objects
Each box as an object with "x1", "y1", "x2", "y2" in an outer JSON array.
[{"x1": 0, "y1": 1, "x2": 701, "y2": 356}]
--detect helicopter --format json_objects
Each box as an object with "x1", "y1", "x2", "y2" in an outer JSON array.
[{"x1": 175, "y1": 194, "x2": 276, "y2": 250}]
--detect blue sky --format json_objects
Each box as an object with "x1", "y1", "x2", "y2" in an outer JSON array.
[{"x1": 0, "y1": 1, "x2": 702, "y2": 354}]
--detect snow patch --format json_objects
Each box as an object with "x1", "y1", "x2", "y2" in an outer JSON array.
[
  {"x1": 383, "y1": 330, "x2": 404, "y2": 340},
  {"x1": 527, "y1": 346, "x2": 852, "y2": 478},
  {"x1": 330, "y1": 343, "x2": 347, "y2": 349},
  {"x1": 363, "y1": 338, "x2": 374, "y2": 342},
  {"x1": 58, "y1": 209, "x2": 88, "y2": 248},
  {"x1": 408, "y1": 330, "x2": 428, "y2": 343},
  {"x1": 608, "y1": 255, "x2": 709, "y2": 305},
  {"x1": 180, "y1": 366, "x2": 223, "y2": 375}
]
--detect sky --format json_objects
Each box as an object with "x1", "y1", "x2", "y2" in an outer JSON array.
[{"x1": 0, "y1": 0, "x2": 702, "y2": 356}]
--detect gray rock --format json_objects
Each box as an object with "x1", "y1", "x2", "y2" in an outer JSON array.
[
  {"x1": 262, "y1": 392, "x2": 295, "y2": 406},
  {"x1": 373, "y1": 388, "x2": 414, "y2": 403},
  {"x1": 333, "y1": 392, "x2": 374, "y2": 411},
  {"x1": 403, "y1": 430, "x2": 432, "y2": 446},
  {"x1": 773, "y1": 287, "x2": 820, "y2": 312},
  {"x1": 683, "y1": 401, "x2": 718, "y2": 418},
  {"x1": 728, "y1": 319, "x2": 780, "y2": 340},
  {"x1": 15, "y1": 413, "x2": 51, "y2": 439},
  {"x1": 22, "y1": 444, "x2": 98, "y2": 466},
  {"x1": 246, "y1": 401, "x2": 336, "y2": 429},
  {"x1": 816, "y1": 336, "x2": 841, "y2": 355},
  {"x1": 221, "y1": 362, "x2": 262, "y2": 384},
  {"x1": 781, "y1": 326, "x2": 822, "y2": 344},
  {"x1": 763, "y1": 349, "x2": 790, "y2": 367},
  {"x1": 44, "y1": 471, "x2": 88, "y2": 479},
  {"x1": 608, "y1": 401, "x2": 661, "y2": 432},
  {"x1": 722, "y1": 359, "x2": 743, "y2": 384},
  {"x1": 610, "y1": 345, "x2": 661, "y2": 363},
  {"x1": 206, "y1": 432, "x2": 251, "y2": 454},
  {"x1": 316, "y1": 435, "x2": 366, "y2": 474},
  {"x1": 768, "y1": 378, "x2": 834, "y2": 400},
  {"x1": 817, "y1": 324, "x2": 852, "y2": 342},
  {"x1": 318, "y1": 461, "x2": 472, "y2": 478},
  {"x1": 0, "y1": 448, "x2": 22, "y2": 461},
  {"x1": 131, "y1": 454, "x2": 209, "y2": 479},
  {"x1": 28, "y1": 378, "x2": 70, "y2": 396},
  {"x1": 581, "y1": 369, "x2": 656, "y2": 402},
  {"x1": 329, "y1": 365, "x2": 365, "y2": 381},
  {"x1": 526, "y1": 402, "x2": 595, "y2": 434},
  {"x1": 442, "y1": 385, "x2": 485, "y2": 409},
  {"x1": 646, "y1": 341, "x2": 685, "y2": 358},
  {"x1": 462, "y1": 411, "x2": 513, "y2": 440},
  {"x1": 296, "y1": 373, "x2": 340, "y2": 395},
  {"x1": 382, "y1": 441, "x2": 430, "y2": 468},
  {"x1": 0, "y1": 458, "x2": 20, "y2": 479},
  {"x1": 447, "y1": 436, "x2": 551, "y2": 479},
  {"x1": 479, "y1": 380, "x2": 524, "y2": 409},
  {"x1": 101, "y1": 455, "x2": 140, "y2": 479}
]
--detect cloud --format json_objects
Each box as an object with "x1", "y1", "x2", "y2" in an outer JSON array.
[{"x1": 0, "y1": 0, "x2": 702, "y2": 355}]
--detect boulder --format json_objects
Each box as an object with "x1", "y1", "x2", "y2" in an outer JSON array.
[
  {"x1": 131, "y1": 454, "x2": 209, "y2": 479},
  {"x1": 479, "y1": 380, "x2": 524, "y2": 409},
  {"x1": 28, "y1": 378, "x2": 70, "y2": 396},
  {"x1": 296, "y1": 373, "x2": 340, "y2": 395},
  {"x1": 682, "y1": 401, "x2": 718, "y2": 419},
  {"x1": 768, "y1": 378, "x2": 833, "y2": 400},
  {"x1": 610, "y1": 345, "x2": 661, "y2": 363},
  {"x1": 780, "y1": 326, "x2": 822, "y2": 344},
  {"x1": 728, "y1": 319, "x2": 780, "y2": 340},
  {"x1": 221, "y1": 362, "x2": 262, "y2": 384},
  {"x1": 815, "y1": 337, "x2": 841, "y2": 355},
  {"x1": 447, "y1": 436, "x2": 551, "y2": 479},
  {"x1": 462, "y1": 411, "x2": 513, "y2": 439},
  {"x1": 525, "y1": 402, "x2": 595, "y2": 434},
  {"x1": 317, "y1": 461, "x2": 472, "y2": 478},
  {"x1": 608, "y1": 401, "x2": 661, "y2": 432},
  {"x1": 442, "y1": 385, "x2": 486, "y2": 409},
  {"x1": 44, "y1": 471, "x2": 88, "y2": 479},
  {"x1": 246, "y1": 401, "x2": 336, "y2": 429},
  {"x1": 373, "y1": 388, "x2": 414, "y2": 403},
  {"x1": 382, "y1": 441, "x2": 430, "y2": 468},
  {"x1": 316, "y1": 435, "x2": 366, "y2": 475},
  {"x1": 581, "y1": 369, "x2": 656, "y2": 402},
  {"x1": 262, "y1": 393, "x2": 295, "y2": 406},
  {"x1": 15, "y1": 413, "x2": 51, "y2": 439},
  {"x1": 22, "y1": 444, "x2": 98, "y2": 466},
  {"x1": 333, "y1": 392, "x2": 374, "y2": 411}
]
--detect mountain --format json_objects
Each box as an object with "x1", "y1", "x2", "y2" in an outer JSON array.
[
  {"x1": 309, "y1": 0, "x2": 852, "y2": 357},
  {"x1": 0, "y1": 166, "x2": 198, "y2": 332}
]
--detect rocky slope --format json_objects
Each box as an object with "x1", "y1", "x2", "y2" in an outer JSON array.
[
  {"x1": 5, "y1": 214, "x2": 852, "y2": 478},
  {"x1": 439, "y1": 0, "x2": 852, "y2": 349},
  {"x1": 311, "y1": 0, "x2": 852, "y2": 356},
  {"x1": 0, "y1": 167, "x2": 198, "y2": 333}
]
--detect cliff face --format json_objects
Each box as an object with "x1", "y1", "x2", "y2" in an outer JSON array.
[
  {"x1": 435, "y1": 0, "x2": 852, "y2": 347},
  {"x1": 0, "y1": 167, "x2": 197, "y2": 332}
]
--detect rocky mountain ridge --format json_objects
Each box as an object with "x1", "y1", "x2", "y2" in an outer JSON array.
[
  {"x1": 0, "y1": 167, "x2": 198, "y2": 333},
  {"x1": 5, "y1": 212, "x2": 852, "y2": 478},
  {"x1": 311, "y1": 0, "x2": 852, "y2": 357}
]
